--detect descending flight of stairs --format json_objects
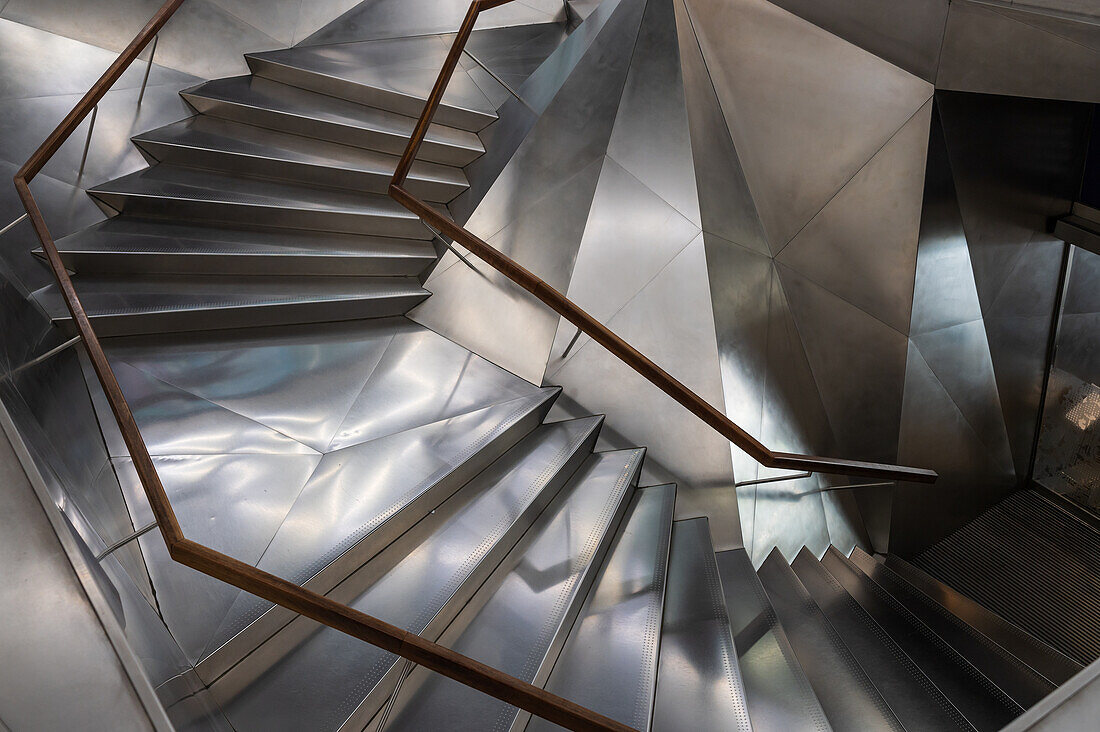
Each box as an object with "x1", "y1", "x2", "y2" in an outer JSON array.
[{"x1": 30, "y1": 26, "x2": 1099, "y2": 732}]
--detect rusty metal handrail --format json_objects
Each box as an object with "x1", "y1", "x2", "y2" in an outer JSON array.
[
  {"x1": 389, "y1": 0, "x2": 937, "y2": 486},
  {"x1": 12, "y1": 2, "x2": 633, "y2": 730}
]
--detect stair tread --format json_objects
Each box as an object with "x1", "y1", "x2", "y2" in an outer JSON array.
[
  {"x1": 378, "y1": 448, "x2": 644, "y2": 731},
  {"x1": 213, "y1": 417, "x2": 604, "y2": 731},
  {"x1": 716, "y1": 548, "x2": 832, "y2": 732},
  {"x1": 757, "y1": 549, "x2": 905, "y2": 732},
  {"x1": 247, "y1": 43, "x2": 498, "y2": 132},
  {"x1": 134, "y1": 116, "x2": 469, "y2": 195},
  {"x1": 848, "y1": 547, "x2": 1056, "y2": 709},
  {"x1": 201, "y1": 389, "x2": 564, "y2": 665},
  {"x1": 883, "y1": 553, "x2": 1084, "y2": 686},
  {"x1": 527, "y1": 484, "x2": 675, "y2": 732},
  {"x1": 791, "y1": 548, "x2": 974, "y2": 731},
  {"x1": 821, "y1": 547, "x2": 1022, "y2": 731},
  {"x1": 652, "y1": 519, "x2": 752, "y2": 732},
  {"x1": 182, "y1": 76, "x2": 485, "y2": 155}
]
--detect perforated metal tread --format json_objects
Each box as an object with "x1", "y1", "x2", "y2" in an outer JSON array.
[
  {"x1": 883, "y1": 554, "x2": 1083, "y2": 686},
  {"x1": 133, "y1": 116, "x2": 469, "y2": 202},
  {"x1": 791, "y1": 548, "x2": 974, "y2": 732},
  {"x1": 848, "y1": 546, "x2": 1056, "y2": 709},
  {"x1": 33, "y1": 274, "x2": 429, "y2": 336},
  {"x1": 88, "y1": 165, "x2": 432, "y2": 239},
  {"x1": 821, "y1": 547, "x2": 1022, "y2": 731},
  {"x1": 716, "y1": 547, "x2": 831, "y2": 732},
  {"x1": 211, "y1": 417, "x2": 605, "y2": 731},
  {"x1": 915, "y1": 489, "x2": 1100, "y2": 666},
  {"x1": 526, "y1": 484, "x2": 675, "y2": 732},
  {"x1": 48, "y1": 218, "x2": 437, "y2": 277},
  {"x1": 652, "y1": 519, "x2": 751, "y2": 732},
  {"x1": 181, "y1": 76, "x2": 485, "y2": 166},
  {"x1": 246, "y1": 45, "x2": 498, "y2": 132},
  {"x1": 757, "y1": 550, "x2": 904, "y2": 732},
  {"x1": 372, "y1": 448, "x2": 645, "y2": 732}
]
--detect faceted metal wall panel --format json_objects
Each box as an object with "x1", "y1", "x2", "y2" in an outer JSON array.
[
  {"x1": 683, "y1": 0, "x2": 933, "y2": 251},
  {"x1": 765, "y1": 0, "x2": 949, "y2": 82},
  {"x1": 776, "y1": 99, "x2": 931, "y2": 335},
  {"x1": 938, "y1": 1, "x2": 1100, "y2": 103}
]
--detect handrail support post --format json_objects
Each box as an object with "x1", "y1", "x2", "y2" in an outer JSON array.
[
  {"x1": 78, "y1": 104, "x2": 99, "y2": 177},
  {"x1": 137, "y1": 34, "x2": 159, "y2": 107}
]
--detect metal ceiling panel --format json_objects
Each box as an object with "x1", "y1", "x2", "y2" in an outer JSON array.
[
  {"x1": 683, "y1": 0, "x2": 932, "y2": 250},
  {"x1": 776, "y1": 99, "x2": 931, "y2": 335}
]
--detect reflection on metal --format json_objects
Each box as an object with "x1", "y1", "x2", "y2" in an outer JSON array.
[
  {"x1": 1029, "y1": 243, "x2": 1074, "y2": 481},
  {"x1": 78, "y1": 104, "x2": 99, "y2": 176},
  {"x1": 95, "y1": 520, "x2": 159, "y2": 561},
  {"x1": 137, "y1": 34, "x2": 159, "y2": 107},
  {"x1": 734, "y1": 471, "x2": 811, "y2": 488},
  {"x1": 8, "y1": 336, "x2": 81, "y2": 376},
  {"x1": 0, "y1": 214, "x2": 28, "y2": 238}
]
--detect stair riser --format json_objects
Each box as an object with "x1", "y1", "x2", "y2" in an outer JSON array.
[
  {"x1": 182, "y1": 94, "x2": 483, "y2": 167},
  {"x1": 133, "y1": 139, "x2": 467, "y2": 203},
  {"x1": 49, "y1": 250, "x2": 435, "y2": 277},
  {"x1": 194, "y1": 392, "x2": 562, "y2": 685},
  {"x1": 89, "y1": 193, "x2": 432, "y2": 240},
  {"x1": 52, "y1": 293, "x2": 427, "y2": 337},
  {"x1": 246, "y1": 56, "x2": 496, "y2": 133}
]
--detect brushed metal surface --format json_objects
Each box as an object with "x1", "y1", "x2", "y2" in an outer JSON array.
[
  {"x1": 652, "y1": 519, "x2": 751, "y2": 732},
  {"x1": 526, "y1": 484, "x2": 675, "y2": 732},
  {"x1": 377, "y1": 449, "x2": 643, "y2": 731},
  {"x1": 213, "y1": 418, "x2": 604, "y2": 730},
  {"x1": 757, "y1": 550, "x2": 905, "y2": 732},
  {"x1": 716, "y1": 547, "x2": 831, "y2": 732}
]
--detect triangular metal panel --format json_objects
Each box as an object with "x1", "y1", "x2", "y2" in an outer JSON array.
[
  {"x1": 547, "y1": 155, "x2": 701, "y2": 363},
  {"x1": 776, "y1": 99, "x2": 931, "y2": 335},
  {"x1": 606, "y1": 0, "x2": 701, "y2": 227},
  {"x1": 547, "y1": 236, "x2": 740, "y2": 549},
  {"x1": 911, "y1": 320, "x2": 1015, "y2": 476},
  {"x1": 764, "y1": 0, "x2": 949, "y2": 82},
  {"x1": 777, "y1": 263, "x2": 908, "y2": 464},
  {"x1": 673, "y1": 0, "x2": 769, "y2": 255},
  {"x1": 683, "y1": 0, "x2": 933, "y2": 251},
  {"x1": 909, "y1": 102, "x2": 985, "y2": 336}
]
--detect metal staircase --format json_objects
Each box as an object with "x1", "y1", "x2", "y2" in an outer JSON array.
[{"x1": 10, "y1": 6, "x2": 1100, "y2": 732}]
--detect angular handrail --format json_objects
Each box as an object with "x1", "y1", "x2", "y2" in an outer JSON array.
[
  {"x1": 389, "y1": 0, "x2": 938, "y2": 485},
  {"x1": 12, "y1": 2, "x2": 633, "y2": 730}
]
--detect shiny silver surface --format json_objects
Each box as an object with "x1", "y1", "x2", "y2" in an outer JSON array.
[
  {"x1": 213, "y1": 417, "x2": 604, "y2": 730},
  {"x1": 182, "y1": 76, "x2": 486, "y2": 167},
  {"x1": 376, "y1": 448, "x2": 643, "y2": 731},
  {"x1": 526, "y1": 483, "x2": 675, "y2": 732},
  {"x1": 652, "y1": 519, "x2": 751, "y2": 732},
  {"x1": 716, "y1": 548, "x2": 831, "y2": 732},
  {"x1": 757, "y1": 550, "x2": 905, "y2": 732}
]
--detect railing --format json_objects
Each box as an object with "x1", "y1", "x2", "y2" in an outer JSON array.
[
  {"x1": 389, "y1": 0, "x2": 937, "y2": 486},
  {"x1": 11, "y1": 1, "x2": 937, "y2": 731}
]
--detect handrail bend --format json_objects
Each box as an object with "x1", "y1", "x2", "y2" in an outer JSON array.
[
  {"x1": 389, "y1": 0, "x2": 937, "y2": 485},
  {"x1": 12, "y1": 2, "x2": 633, "y2": 730}
]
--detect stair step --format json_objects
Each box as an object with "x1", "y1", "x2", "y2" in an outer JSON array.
[
  {"x1": 375, "y1": 448, "x2": 645, "y2": 731},
  {"x1": 197, "y1": 388, "x2": 563, "y2": 678},
  {"x1": 210, "y1": 416, "x2": 604, "y2": 729},
  {"x1": 182, "y1": 76, "x2": 485, "y2": 166},
  {"x1": 88, "y1": 166, "x2": 432, "y2": 239},
  {"x1": 48, "y1": 218, "x2": 437, "y2": 277},
  {"x1": 757, "y1": 550, "x2": 905, "y2": 732},
  {"x1": 716, "y1": 548, "x2": 831, "y2": 732},
  {"x1": 133, "y1": 117, "x2": 469, "y2": 203},
  {"x1": 33, "y1": 275, "x2": 429, "y2": 336},
  {"x1": 820, "y1": 547, "x2": 1023, "y2": 731},
  {"x1": 652, "y1": 519, "x2": 751, "y2": 732},
  {"x1": 883, "y1": 554, "x2": 1084, "y2": 686},
  {"x1": 246, "y1": 44, "x2": 498, "y2": 133},
  {"x1": 848, "y1": 546, "x2": 1056, "y2": 709},
  {"x1": 527, "y1": 483, "x2": 676, "y2": 732},
  {"x1": 791, "y1": 548, "x2": 974, "y2": 731}
]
